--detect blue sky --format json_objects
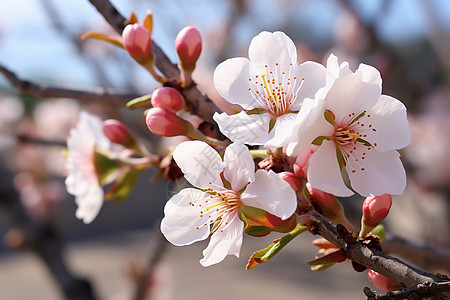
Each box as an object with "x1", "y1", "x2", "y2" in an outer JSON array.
[{"x1": 0, "y1": 0, "x2": 449, "y2": 90}]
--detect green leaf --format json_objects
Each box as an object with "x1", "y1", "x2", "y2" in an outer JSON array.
[
  {"x1": 126, "y1": 94, "x2": 153, "y2": 108},
  {"x1": 268, "y1": 116, "x2": 277, "y2": 133},
  {"x1": 80, "y1": 32, "x2": 124, "y2": 48},
  {"x1": 246, "y1": 108, "x2": 267, "y2": 115},
  {"x1": 246, "y1": 224, "x2": 308, "y2": 270},
  {"x1": 93, "y1": 150, "x2": 121, "y2": 185},
  {"x1": 104, "y1": 168, "x2": 141, "y2": 202},
  {"x1": 348, "y1": 111, "x2": 366, "y2": 126},
  {"x1": 312, "y1": 135, "x2": 331, "y2": 146},
  {"x1": 356, "y1": 137, "x2": 372, "y2": 147},
  {"x1": 311, "y1": 263, "x2": 336, "y2": 272},
  {"x1": 370, "y1": 224, "x2": 385, "y2": 242},
  {"x1": 335, "y1": 146, "x2": 346, "y2": 170},
  {"x1": 324, "y1": 110, "x2": 337, "y2": 128},
  {"x1": 239, "y1": 205, "x2": 297, "y2": 237}
]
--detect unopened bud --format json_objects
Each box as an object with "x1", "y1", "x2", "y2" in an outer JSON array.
[
  {"x1": 307, "y1": 183, "x2": 341, "y2": 218},
  {"x1": 362, "y1": 194, "x2": 392, "y2": 227},
  {"x1": 151, "y1": 87, "x2": 185, "y2": 112},
  {"x1": 360, "y1": 194, "x2": 392, "y2": 238},
  {"x1": 146, "y1": 107, "x2": 192, "y2": 137},
  {"x1": 122, "y1": 23, "x2": 153, "y2": 65},
  {"x1": 367, "y1": 269, "x2": 401, "y2": 291},
  {"x1": 279, "y1": 172, "x2": 302, "y2": 191},
  {"x1": 308, "y1": 183, "x2": 354, "y2": 232},
  {"x1": 102, "y1": 119, "x2": 136, "y2": 148},
  {"x1": 293, "y1": 145, "x2": 318, "y2": 179},
  {"x1": 175, "y1": 26, "x2": 202, "y2": 73}
]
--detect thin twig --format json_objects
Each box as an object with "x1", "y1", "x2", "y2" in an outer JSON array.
[
  {"x1": 383, "y1": 234, "x2": 450, "y2": 273},
  {"x1": 133, "y1": 220, "x2": 168, "y2": 300},
  {"x1": 364, "y1": 281, "x2": 450, "y2": 299},
  {"x1": 0, "y1": 64, "x2": 139, "y2": 106},
  {"x1": 86, "y1": 0, "x2": 222, "y2": 129},
  {"x1": 17, "y1": 135, "x2": 66, "y2": 147},
  {"x1": 310, "y1": 210, "x2": 449, "y2": 291},
  {"x1": 0, "y1": 162, "x2": 97, "y2": 300}
]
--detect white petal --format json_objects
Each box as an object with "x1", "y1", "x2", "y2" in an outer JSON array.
[
  {"x1": 356, "y1": 63, "x2": 382, "y2": 86},
  {"x1": 363, "y1": 95, "x2": 411, "y2": 152},
  {"x1": 72, "y1": 179, "x2": 104, "y2": 224},
  {"x1": 284, "y1": 98, "x2": 332, "y2": 156},
  {"x1": 325, "y1": 72, "x2": 381, "y2": 124},
  {"x1": 223, "y1": 142, "x2": 254, "y2": 191},
  {"x1": 160, "y1": 188, "x2": 211, "y2": 246},
  {"x1": 265, "y1": 113, "x2": 298, "y2": 148},
  {"x1": 214, "y1": 57, "x2": 260, "y2": 110},
  {"x1": 77, "y1": 111, "x2": 111, "y2": 149},
  {"x1": 213, "y1": 111, "x2": 272, "y2": 145},
  {"x1": 290, "y1": 61, "x2": 327, "y2": 110},
  {"x1": 200, "y1": 215, "x2": 243, "y2": 267},
  {"x1": 241, "y1": 169, "x2": 297, "y2": 220},
  {"x1": 248, "y1": 31, "x2": 297, "y2": 69},
  {"x1": 347, "y1": 149, "x2": 406, "y2": 196},
  {"x1": 307, "y1": 140, "x2": 354, "y2": 197},
  {"x1": 173, "y1": 141, "x2": 224, "y2": 188},
  {"x1": 325, "y1": 53, "x2": 340, "y2": 85}
]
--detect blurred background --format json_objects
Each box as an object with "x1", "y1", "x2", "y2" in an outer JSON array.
[{"x1": 0, "y1": 0, "x2": 449, "y2": 299}]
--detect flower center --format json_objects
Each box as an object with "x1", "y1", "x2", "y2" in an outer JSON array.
[
  {"x1": 334, "y1": 127, "x2": 360, "y2": 146},
  {"x1": 331, "y1": 110, "x2": 378, "y2": 174},
  {"x1": 194, "y1": 190, "x2": 241, "y2": 234},
  {"x1": 248, "y1": 62, "x2": 304, "y2": 117}
]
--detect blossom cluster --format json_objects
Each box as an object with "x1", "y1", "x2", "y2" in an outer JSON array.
[{"x1": 65, "y1": 30, "x2": 410, "y2": 270}]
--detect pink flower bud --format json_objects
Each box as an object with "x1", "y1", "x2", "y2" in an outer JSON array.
[
  {"x1": 307, "y1": 183, "x2": 341, "y2": 216},
  {"x1": 122, "y1": 24, "x2": 153, "y2": 64},
  {"x1": 102, "y1": 119, "x2": 136, "y2": 148},
  {"x1": 151, "y1": 87, "x2": 185, "y2": 112},
  {"x1": 362, "y1": 194, "x2": 392, "y2": 227},
  {"x1": 145, "y1": 107, "x2": 191, "y2": 137},
  {"x1": 175, "y1": 26, "x2": 202, "y2": 72},
  {"x1": 367, "y1": 269, "x2": 401, "y2": 291},
  {"x1": 279, "y1": 172, "x2": 301, "y2": 191},
  {"x1": 293, "y1": 145, "x2": 318, "y2": 179}
]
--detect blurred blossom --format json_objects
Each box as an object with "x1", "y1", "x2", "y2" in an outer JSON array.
[
  {"x1": 34, "y1": 98, "x2": 80, "y2": 139},
  {"x1": 14, "y1": 172, "x2": 64, "y2": 219},
  {"x1": 333, "y1": 11, "x2": 368, "y2": 56},
  {"x1": 405, "y1": 95, "x2": 450, "y2": 189},
  {"x1": 0, "y1": 95, "x2": 24, "y2": 148}
]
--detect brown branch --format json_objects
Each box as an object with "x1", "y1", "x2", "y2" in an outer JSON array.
[
  {"x1": 0, "y1": 64, "x2": 139, "y2": 106},
  {"x1": 133, "y1": 220, "x2": 168, "y2": 300},
  {"x1": 309, "y1": 210, "x2": 450, "y2": 295},
  {"x1": 0, "y1": 162, "x2": 97, "y2": 300},
  {"x1": 383, "y1": 234, "x2": 450, "y2": 273},
  {"x1": 87, "y1": 0, "x2": 179, "y2": 79},
  {"x1": 86, "y1": 0, "x2": 222, "y2": 128},
  {"x1": 364, "y1": 281, "x2": 450, "y2": 300},
  {"x1": 17, "y1": 135, "x2": 66, "y2": 147}
]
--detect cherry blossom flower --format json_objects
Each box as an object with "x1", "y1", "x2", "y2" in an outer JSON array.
[
  {"x1": 282, "y1": 54, "x2": 411, "y2": 197},
  {"x1": 213, "y1": 31, "x2": 326, "y2": 145},
  {"x1": 160, "y1": 141, "x2": 296, "y2": 266},
  {"x1": 65, "y1": 112, "x2": 111, "y2": 224}
]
